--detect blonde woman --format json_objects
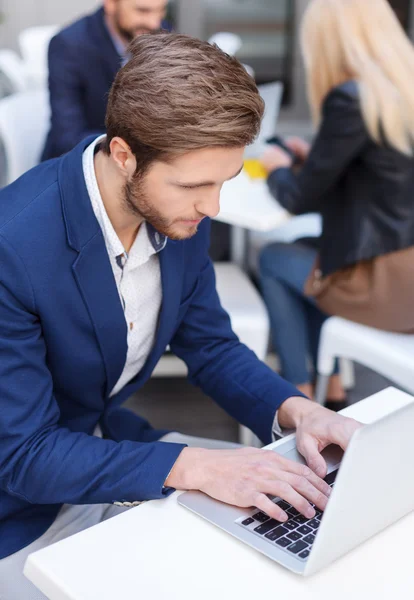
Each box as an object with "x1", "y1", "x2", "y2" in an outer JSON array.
[{"x1": 259, "y1": 0, "x2": 414, "y2": 407}]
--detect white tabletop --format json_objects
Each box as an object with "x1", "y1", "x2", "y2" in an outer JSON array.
[
  {"x1": 216, "y1": 170, "x2": 290, "y2": 231},
  {"x1": 25, "y1": 387, "x2": 414, "y2": 600}
]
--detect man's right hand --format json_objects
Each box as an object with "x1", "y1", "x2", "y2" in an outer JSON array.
[{"x1": 165, "y1": 447, "x2": 331, "y2": 522}]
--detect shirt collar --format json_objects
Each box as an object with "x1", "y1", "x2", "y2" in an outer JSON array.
[
  {"x1": 104, "y1": 16, "x2": 131, "y2": 66},
  {"x1": 82, "y1": 135, "x2": 167, "y2": 264}
]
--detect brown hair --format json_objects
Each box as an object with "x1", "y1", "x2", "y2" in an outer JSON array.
[{"x1": 104, "y1": 32, "x2": 264, "y2": 175}]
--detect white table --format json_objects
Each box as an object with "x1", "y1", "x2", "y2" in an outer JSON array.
[
  {"x1": 215, "y1": 171, "x2": 321, "y2": 269},
  {"x1": 216, "y1": 170, "x2": 290, "y2": 266},
  {"x1": 217, "y1": 171, "x2": 290, "y2": 232},
  {"x1": 25, "y1": 386, "x2": 414, "y2": 600}
]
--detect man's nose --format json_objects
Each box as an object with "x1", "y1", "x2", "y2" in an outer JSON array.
[{"x1": 196, "y1": 189, "x2": 221, "y2": 219}]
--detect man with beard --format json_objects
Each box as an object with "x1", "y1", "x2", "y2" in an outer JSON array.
[
  {"x1": 41, "y1": 0, "x2": 168, "y2": 161},
  {"x1": 0, "y1": 34, "x2": 360, "y2": 599}
]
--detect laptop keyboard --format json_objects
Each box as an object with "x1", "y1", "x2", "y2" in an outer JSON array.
[{"x1": 238, "y1": 469, "x2": 338, "y2": 561}]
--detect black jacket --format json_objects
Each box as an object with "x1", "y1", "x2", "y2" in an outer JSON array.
[{"x1": 268, "y1": 81, "x2": 414, "y2": 276}]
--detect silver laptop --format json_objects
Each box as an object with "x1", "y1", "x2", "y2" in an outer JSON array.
[
  {"x1": 244, "y1": 81, "x2": 283, "y2": 159},
  {"x1": 179, "y1": 399, "x2": 414, "y2": 576}
]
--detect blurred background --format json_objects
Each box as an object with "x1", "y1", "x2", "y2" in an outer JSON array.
[
  {"x1": 0, "y1": 0, "x2": 413, "y2": 444},
  {"x1": 1, "y1": 0, "x2": 411, "y2": 127}
]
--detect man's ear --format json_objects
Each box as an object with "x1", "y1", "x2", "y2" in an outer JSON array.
[{"x1": 109, "y1": 137, "x2": 137, "y2": 178}]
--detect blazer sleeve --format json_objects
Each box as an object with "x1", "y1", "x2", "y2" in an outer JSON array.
[
  {"x1": 0, "y1": 234, "x2": 185, "y2": 505},
  {"x1": 169, "y1": 226, "x2": 304, "y2": 444},
  {"x1": 267, "y1": 86, "x2": 369, "y2": 215},
  {"x1": 47, "y1": 35, "x2": 105, "y2": 157}
]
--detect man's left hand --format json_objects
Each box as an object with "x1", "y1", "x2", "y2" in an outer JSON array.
[{"x1": 278, "y1": 397, "x2": 363, "y2": 478}]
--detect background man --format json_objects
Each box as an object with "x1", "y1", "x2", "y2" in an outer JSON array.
[{"x1": 41, "y1": 0, "x2": 169, "y2": 160}]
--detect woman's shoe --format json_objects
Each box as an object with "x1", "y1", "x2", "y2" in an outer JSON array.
[{"x1": 324, "y1": 398, "x2": 348, "y2": 412}]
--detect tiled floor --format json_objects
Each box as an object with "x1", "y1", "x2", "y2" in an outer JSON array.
[{"x1": 124, "y1": 364, "x2": 395, "y2": 444}]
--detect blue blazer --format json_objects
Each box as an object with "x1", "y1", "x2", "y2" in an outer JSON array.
[
  {"x1": 0, "y1": 137, "x2": 300, "y2": 558},
  {"x1": 41, "y1": 7, "x2": 171, "y2": 161},
  {"x1": 41, "y1": 7, "x2": 120, "y2": 161}
]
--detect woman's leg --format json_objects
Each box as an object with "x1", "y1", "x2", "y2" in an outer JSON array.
[{"x1": 259, "y1": 242, "x2": 318, "y2": 388}]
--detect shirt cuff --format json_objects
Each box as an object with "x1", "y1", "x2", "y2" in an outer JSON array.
[
  {"x1": 272, "y1": 409, "x2": 284, "y2": 441},
  {"x1": 271, "y1": 409, "x2": 295, "y2": 441}
]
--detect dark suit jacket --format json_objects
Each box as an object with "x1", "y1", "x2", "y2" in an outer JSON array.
[
  {"x1": 268, "y1": 81, "x2": 414, "y2": 276},
  {"x1": 0, "y1": 136, "x2": 301, "y2": 558},
  {"x1": 41, "y1": 7, "x2": 124, "y2": 161}
]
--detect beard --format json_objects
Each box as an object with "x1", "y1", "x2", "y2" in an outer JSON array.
[
  {"x1": 114, "y1": 13, "x2": 160, "y2": 43},
  {"x1": 123, "y1": 176, "x2": 201, "y2": 241}
]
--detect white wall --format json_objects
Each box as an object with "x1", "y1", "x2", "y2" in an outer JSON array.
[{"x1": 0, "y1": 0, "x2": 101, "y2": 51}]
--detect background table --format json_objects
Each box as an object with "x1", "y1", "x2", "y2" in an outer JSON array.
[
  {"x1": 216, "y1": 170, "x2": 290, "y2": 266},
  {"x1": 217, "y1": 170, "x2": 290, "y2": 231},
  {"x1": 25, "y1": 386, "x2": 414, "y2": 600},
  {"x1": 216, "y1": 171, "x2": 321, "y2": 270}
]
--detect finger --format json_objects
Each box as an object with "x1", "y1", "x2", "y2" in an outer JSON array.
[
  {"x1": 297, "y1": 435, "x2": 328, "y2": 479},
  {"x1": 252, "y1": 493, "x2": 289, "y2": 523},
  {"x1": 262, "y1": 451, "x2": 330, "y2": 500},
  {"x1": 326, "y1": 419, "x2": 361, "y2": 451},
  {"x1": 284, "y1": 139, "x2": 296, "y2": 151},
  {"x1": 284, "y1": 472, "x2": 329, "y2": 511},
  {"x1": 285, "y1": 136, "x2": 301, "y2": 145},
  {"x1": 265, "y1": 481, "x2": 316, "y2": 520},
  {"x1": 267, "y1": 454, "x2": 331, "y2": 499},
  {"x1": 273, "y1": 453, "x2": 331, "y2": 496},
  {"x1": 263, "y1": 147, "x2": 281, "y2": 159},
  {"x1": 302, "y1": 466, "x2": 332, "y2": 498},
  {"x1": 285, "y1": 462, "x2": 331, "y2": 498},
  {"x1": 265, "y1": 450, "x2": 317, "y2": 474}
]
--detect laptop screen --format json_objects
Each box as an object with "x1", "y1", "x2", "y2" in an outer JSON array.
[{"x1": 244, "y1": 81, "x2": 284, "y2": 159}]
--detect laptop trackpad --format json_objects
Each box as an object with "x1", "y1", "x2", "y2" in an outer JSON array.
[{"x1": 280, "y1": 444, "x2": 344, "y2": 472}]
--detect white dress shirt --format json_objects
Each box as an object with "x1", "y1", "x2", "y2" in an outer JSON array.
[{"x1": 83, "y1": 136, "x2": 166, "y2": 396}]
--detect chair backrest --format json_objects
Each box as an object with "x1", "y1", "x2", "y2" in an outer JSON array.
[
  {"x1": 0, "y1": 89, "x2": 50, "y2": 186},
  {"x1": 208, "y1": 32, "x2": 242, "y2": 56},
  {"x1": 207, "y1": 32, "x2": 254, "y2": 77},
  {"x1": 0, "y1": 49, "x2": 28, "y2": 95},
  {"x1": 18, "y1": 25, "x2": 59, "y2": 89}
]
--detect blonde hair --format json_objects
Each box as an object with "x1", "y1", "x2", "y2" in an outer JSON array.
[{"x1": 301, "y1": 0, "x2": 414, "y2": 155}]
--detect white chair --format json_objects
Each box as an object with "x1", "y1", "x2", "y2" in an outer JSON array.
[
  {"x1": 208, "y1": 32, "x2": 254, "y2": 78},
  {"x1": 315, "y1": 317, "x2": 414, "y2": 404},
  {"x1": 208, "y1": 32, "x2": 242, "y2": 56},
  {"x1": 0, "y1": 49, "x2": 28, "y2": 96},
  {"x1": 153, "y1": 262, "x2": 270, "y2": 445},
  {"x1": 18, "y1": 25, "x2": 59, "y2": 89},
  {"x1": 0, "y1": 89, "x2": 50, "y2": 186}
]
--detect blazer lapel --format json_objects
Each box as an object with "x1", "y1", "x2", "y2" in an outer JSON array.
[
  {"x1": 72, "y1": 237, "x2": 128, "y2": 398},
  {"x1": 145, "y1": 241, "x2": 184, "y2": 370},
  {"x1": 59, "y1": 139, "x2": 128, "y2": 398},
  {"x1": 89, "y1": 7, "x2": 123, "y2": 81}
]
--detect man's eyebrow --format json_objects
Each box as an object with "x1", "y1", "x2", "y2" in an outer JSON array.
[{"x1": 173, "y1": 164, "x2": 244, "y2": 188}]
